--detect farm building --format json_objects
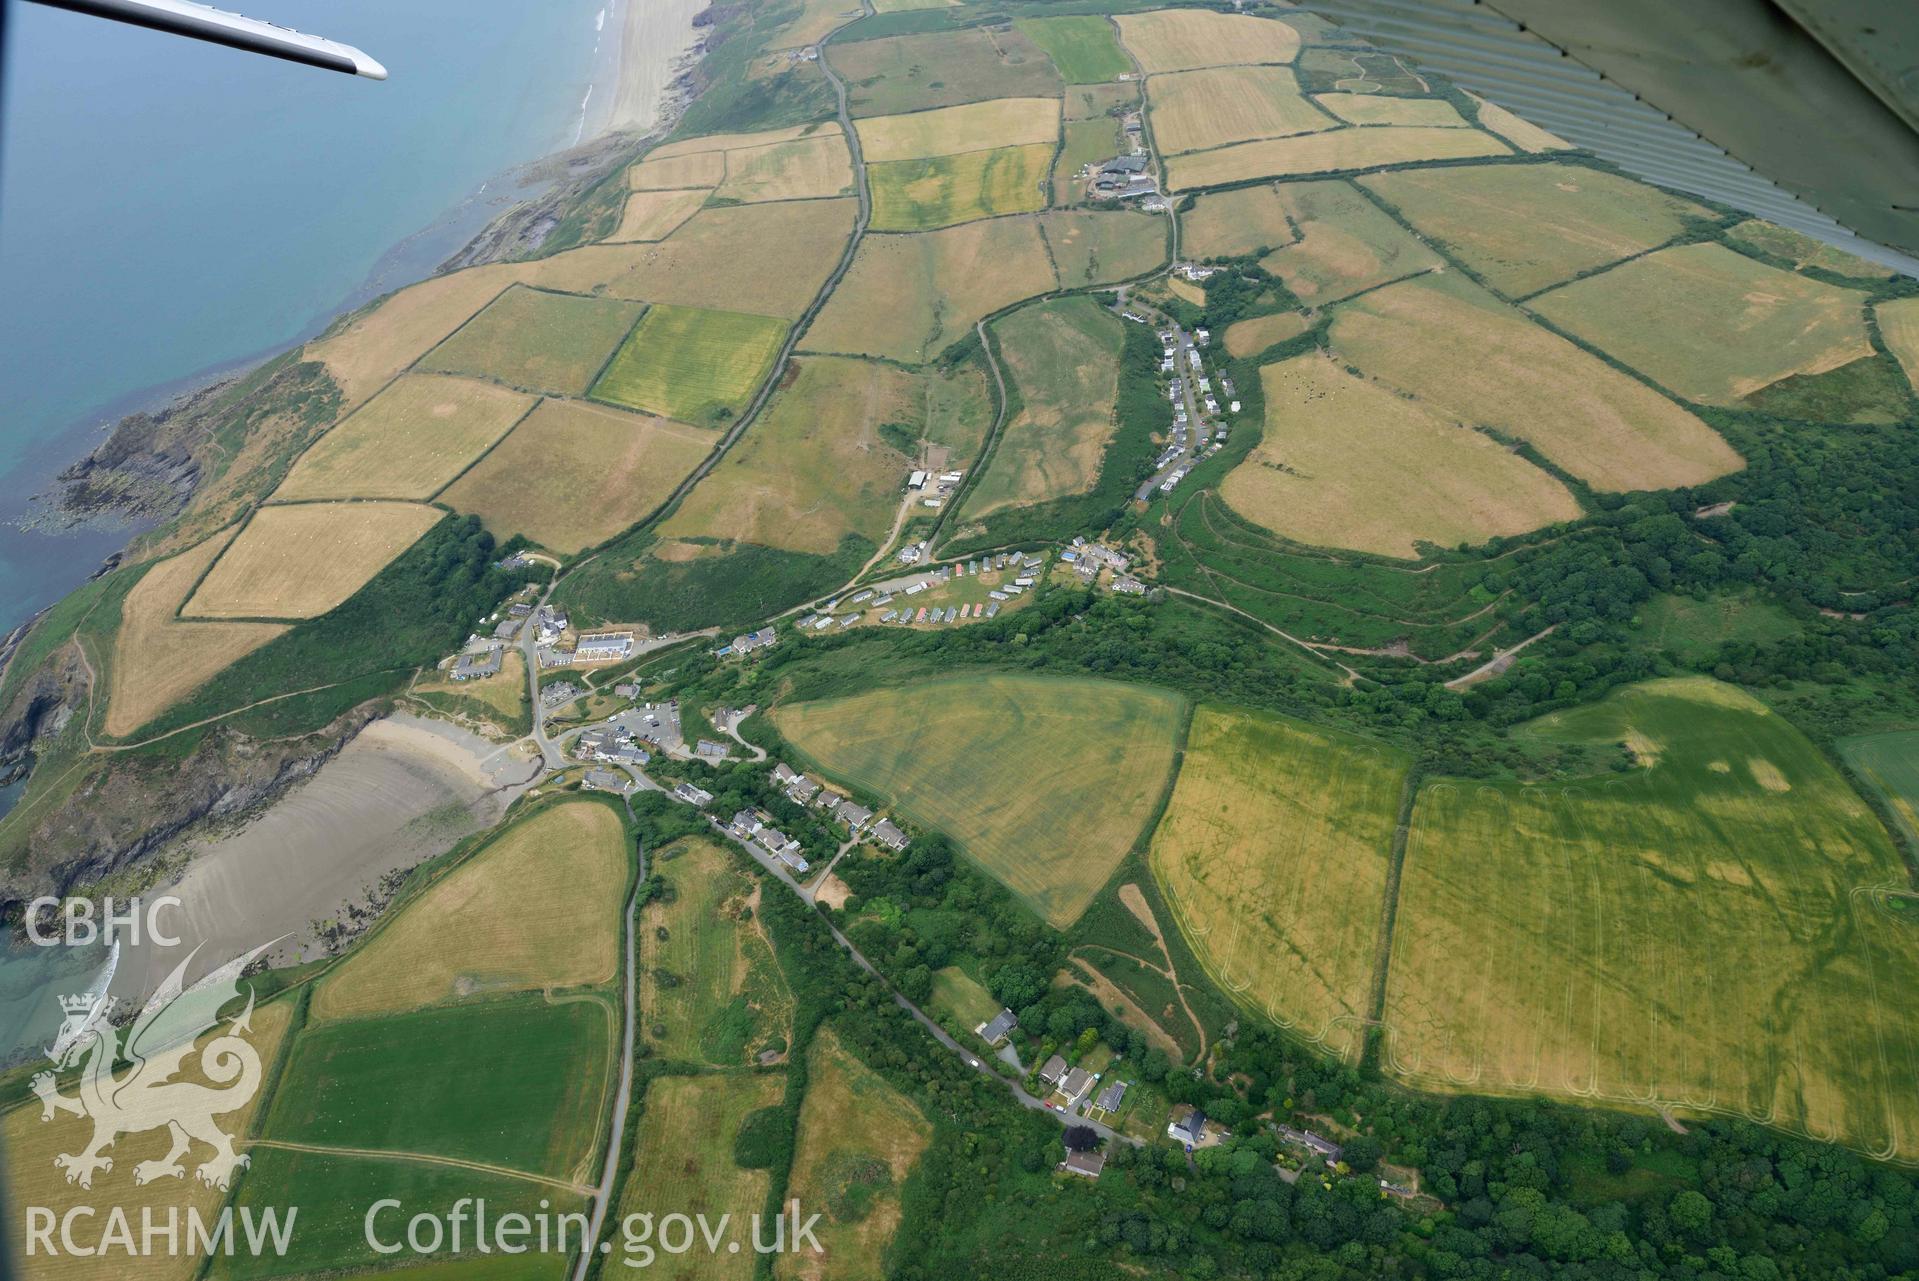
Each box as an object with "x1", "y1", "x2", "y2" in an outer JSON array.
[
  {"x1": 575, "y1": 631, "x2": 634, "y2": 662},
  {"x1": 1101, "y1": 154, "x2": 1149, "y2": 177},
  {"x1": 976, "y1": 1008, "x2": 1018, "y2": 1047},
  {"x1": 452, "y1": 647, "x2": 504, "y2": 681}
]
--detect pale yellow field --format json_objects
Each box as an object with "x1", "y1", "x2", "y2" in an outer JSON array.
[
  {"x1": 1180, "y1": 185, "x2": 1297, "y2": 258},
  {"x1": 1470, "y1": 95, "x2": 1570, "y2": 151},
  {"x1": 1360, "y1": 162, "x2": 1712, "y2": 297},
  {"x1": 272, "y1": 373, "x2": 534, "y2": 501},
  {"x1": 1151, "y1": 706, "x2": 1409, "y2": 1064},
  {"x1": 613, "y1": 1074, "x2": 784, "y2": 1279},
  {"x1": 1223, "y1": 310, "x2": 1308, "y2": 358},
  {"x1": 2, "y1": 1001, "x2": 293, "y2": 1281},
  {"x1": 1166, "y1": 126, "x2": 1508, "y2": 191},
  {"x1": 1312, "y1": 92, "x2": 1468, "y2": 128},
  {"x1": 1219, "y1": 353, "x2": 1579, "y2": 557},
  {"x1": 530, "y1": 198, "x2": 857, "y2": 320},
  {"x1": 716, "y1": 132, "x2": 855, "y2": 202},
  {"x1": 1115, "y1": 9, "x2": 1300, "y2": 73},
  {"x1": 1146, "y1": 65, "x2": 1331, "y2": 155},
  {"x1": 855, "y1": 96, "x2": 1061, "y2": 161},
  {"x1": 106, "y1": 525, "x2": 287, "y2": 737},
  {"x1": 184, "y1": 501, "x2": 444, "y2": 620},
  {"x1": 1529, "y1": 241, "x2": 1875, "y2": 403},
  {"x1": 778, "y1": 1028, "x2": 931, "y2": 1281},
  {"x1": 440, "y1": 398, "x2": 714, "y2": 554},
  {"x1": 664, "y1": 356, "x2": 919, "y2": 554},
  {"x1": 800, "y1": 217, "x2": 1056, "y2": 362},
  {"x1": 628, "y1": 149, "x2": 725, "y2": 190},
  {"x1": 609, "y1": 188, "x2": 709, "y2": 242},
  {"x1": 314, "y1": 798, "x2": 629, "y2": 1021},
  {"x1": 764, "y1": 0, "x2": 862, "y2": 49},
  {"x1": 308, "y1": 265, "x2": 533, "y2": 408},
  {"x1": 648, "y1": 120, "x2": 834, "y2": 160},
  {"x1": 1258, "y1": 179, "x2": 1442, "y2": 304},
  {"x1": 1332, "y1": 275, "x2": 1743, "y2": 491},
  {"x1": 1879, "y1": 296, "x2": 1919, "y2": 388}
]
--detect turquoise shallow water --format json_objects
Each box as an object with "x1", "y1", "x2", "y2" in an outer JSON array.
[{"x1": 0, "y1": 0, "x2": 608, "y2": 631}]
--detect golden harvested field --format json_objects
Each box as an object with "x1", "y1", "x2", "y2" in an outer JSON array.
[
  {"x1": 1727, "y1": 219, "x2": 1897, "y2": 279},
  {"x1": 440, "y1": 398, "x2": 713, "y2": 554},
  {"x1": 308, "y1": 263, "x2": 534, "y2": 408},
  {"x1": 628, "y1": 149, "x2": 725, "y2": 190},
  {"x1": 418, "y1": 286, "x2": 644, "y2": 395},
  {"x1": 1220, "y1": 353, "x2": 1579, "y2": 557},
  {"x1": 1146, "y1": 66, "x2": 1330, "y2": 155},
  {"x1": 1115, "y1": 9, "x2": 1301, "y2": 73},
  {"x1": 1181, "y1": 186, "x2": 1296, "y2": 258},
  {"x1": 1166, "y1": 126, "x2": 1508, "y2": 191},
  {"x1": 610, "y1": 187, "x2": 709, "y2": 241},
  {"x1": 833, "y1": 27, "x2": 1062, "y2": 117},
  {"x1": 272, "y1": 373, "x2": 534, "y2": 501},
  {"x1": 1312, "y1": 92, "x2": 1468, "y2": 128},
  {"x1": 537, "y1": 198, "x2": 856, "y2": 319},
  {"x1": 612, "y1": 1074, "x2": 785, "y2": 1279},
  {"x1": 1223, "y1": 309, "x2": 1308, "y2": 358},
  {"x1": 1151, "y1": 706, "x2": 1409, "y2": 1064},
  {"x1": 1332, "y1": 275, "x2": 1742, "y2": 491},
  {"x1": 1042, "y1": 209, "x2": 1168, "y2": 287},
  {"x1": 664, "y1": 356, "x2": 919, "y2": 554},
  {"x1": 592, "y1": 303, "x2": 789, "y2": 427},
  {"x1": 1383, "y1": 678, "x2": 1919, "y2": 1161},
  {"x1": 184, "y1": 501, "x2": 443, "y2": 619},
  {"x1": 1529, "y1": 242, "x2": 1875, "y2": 404},
  {"x1": 1258, "y1": 179, "x2": 1442, "y2": 304},
  {"x1": 801, "y1": 217, "x2": 1055, "y2": 362},
  {"x1": 715, "y1": 132, "x2": 855, "y2": 202},
  {"x1": 855, "y1": 96, "x2": 1061, "y2": 161},
  {"x1": 772, "y1": 673, "x2": 1185, "y2": 927},
  {"x1": 1879, "y1": 296, "x2": 1919, "y2": 388},
  {"x1": 778, "y1": 1028, "x2": 931, "y2": 1281},
  {"x1": 314, "y1": 799, "x2": 628, "y2": 1021},
  {"x1": 1470, "y1": 95, "x2": 1570, "y2": 151},
  {"x1": 105, "y1": 526, "x2": 287, "y2": 737},
  {"x1": 963, "y1": 296, "x2": 1123, "y2": 518},
  {"x1": 2, "y1": 1001, "x2": 293, "y2": 1281},
  {"x1": 648, "y1": 121, "x2": 833, "y2": 160},
  {"x1": 1361, "y1": 162, "x2": 1712, "y2": 297},
  {"x1": 868, "y1": 143, "x2": 1051, "y2": 231}
]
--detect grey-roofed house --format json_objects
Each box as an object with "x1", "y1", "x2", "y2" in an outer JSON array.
[
  {"x1": 975, "y1": 1008, "x2": 1018, "y2": 1047},
  {"x1": 492, "y1": 617, "x2": 522, "y2": 641},
  {"x1": 1060, "y1": 1149, "x2": 1107, "y2": 1179},
  {"x1": 730, "y1": 810, "x2": 763, "y2": 837},
  {"x1": 758, "y1": 827, "x2": 797, "y2": 853},
  {"x1": 695, "y1": 739, "x2": 729, "y2": 760},
  {"x1": 1093, "y1": 1080, "x2": 1128, "y2": 1113},
  {"x1": 835, "y1": 799, "x2": 874, "y2": 831},
  {"x1": 773, "y1": 762, "x2": 801, "y2": 786},
  {"x1": 1056, "y1": 1067, "x2": 1095, "y2": 1106},
  {"x1": 1168, "y1": 1109, "x2": 1206, "y2": 1147},
  {"x1": 871, "y1": 819, "x2": 909, "y2": 851},
  {"x1": 453, "y1": 647, "x2": 504, "y2": 681},
  {"x1": 1275, "y1": 1125, "x2": 1342, "y2": 1161},
  {"x1": 1037, "y1": 1055, "x2": 1068, "y2": 1087},
  {"x1": 673, "y1": 781, "x2": 714, "y2": 807},
  {"x1": 583, "y1": 769, "x2": 631, "y2": 794}
]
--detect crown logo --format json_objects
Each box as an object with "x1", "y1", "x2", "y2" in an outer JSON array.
[{"x1": 58, "y1": 993, "x2": 97, "y2": 1016}]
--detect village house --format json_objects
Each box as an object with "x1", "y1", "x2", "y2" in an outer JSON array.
[
  {"x1": 673, "y1": 781, "x2": 714, "y2": 807},
  {"x1": 540, "y1": 680, "x2": 582, "y2": 710},
  {"x1": 1055, "y1": 1067, "x2": 1095, "y2": 1109},
  {"x1": 575, "y1": 631, "x2": 634, "y2": 663},
  {"x1": 731, "y1": 626, "x2": 778, "y2": 655},
  {"x1": 757, "y1": 827, "x2": 799, "y2": 854},
  {"x1": 695, "y1": 739, "x2": 728, "y2": 761},
  {"x1": 1037, "y1": 1055, "x2": 1068, "y2": 1088},
  {"x1": 976, "y1": 1008, "x2": 1018, "y2": 1047},
  {"x1": 835, "y1": 799, "x2": 874, "y2": 831},
  {"x1": 452, "y1": 646, "x2": 504, "y2": 681},
  {"x1": 871, "y1": 819, "x2": 909, "y2": 851},
  {"x1": 492, "y1": 617, "x2": 522, "y2": 642},
  {"x1": 729, "y1": 810, "x2": 763, "y2": 838},
  {"x1": 1275, "y1": 1125, "x2": 1343, "y2": 1162},
  {"x1": 583, "y1": 769, "x2": 632, "y2": 794},
  {"x1": 1168, "y1": 1108, "x2": 1207, "y2": 1147},
  {"x1": 777, "y1": 848, "x2": 810, "y2": 874},
  {"x1": 1060, "y1": 1148, "x2": 1107, "y2": 1179},
  {"x1": 1093, "y1": 1080, "x2": 1128, "y2": 1114}
]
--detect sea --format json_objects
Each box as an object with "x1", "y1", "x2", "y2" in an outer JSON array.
[{"x1": 0, "y1": 0, "x2": 616, "y2": 636}]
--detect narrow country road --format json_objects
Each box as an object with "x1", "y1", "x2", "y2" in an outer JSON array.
[{"x1": 571, "y1": 837, "x2": 646, "y2": 1279}]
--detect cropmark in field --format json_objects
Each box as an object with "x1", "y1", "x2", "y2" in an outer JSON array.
[
  {"x1": 1152, "y1": 706, "x2": 1409, "y2": 1064},
  {"x1": 418, "y1": 285, "x2": 644, "y2": 396},
  {"x1": 1384, "y1": 677, "x2": 1919, "y2": 1161},
  {"x1": 1257, "y1": 179, "x2": 1442, "y2": 305},
  {"x1": 771, "y1": 673, "x2": 1184, "y2": 927},
  {"x1": 854, "y1": 97, "x2": 1061, "y2": 163},
  {"x1": 593, "y1": 303, "x2": 788, "y2": 426},
  {"x1": 867, "y1": 144, "x2": 1052, "y2": 231}
]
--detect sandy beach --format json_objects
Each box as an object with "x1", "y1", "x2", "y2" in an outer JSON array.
[{"x1": 595, "y1": 0, "x2": 710, "y2": 137}]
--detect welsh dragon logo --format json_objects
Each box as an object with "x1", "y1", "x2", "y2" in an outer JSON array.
[{"x1": 32, "y1": 939, "x2": 277, "y2": 1191}]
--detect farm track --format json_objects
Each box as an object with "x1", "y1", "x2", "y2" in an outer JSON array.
[{"x1": 241, "y1": 1139, "x2": 594, "y2": 1197}]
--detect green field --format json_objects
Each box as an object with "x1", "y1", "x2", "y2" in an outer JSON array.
[
  {"x1": 1639, "y1": 591, "x2": 1801, "y2": 666},
  {"x1": 772, "y1": 673, "x2": 1185, "y2": 926},
  {"x1": 962, "y1": 296, "x2": 1123, "y2": 520},
  {"x1": 1839, "y1": 730, "x2": 1919, "y2": 850},
  {"x1": 834, "y1": 27, "x2": 1063, "y2": 117},
  {"x1": 419, "y1": 285, "x2": 644, "y2": 395},
  {"x1": 643, "y1": 838, "x2": 793, "y2": 1064},
  {"x1": 1383, "y1": 678, "x2": 1919, "y2": 1160},
  {"x1": 1053, "y1": 117, "x2": 1119, "y2": 205},
  {"x1": 867, "y1": 143, "x2": 1052, "y2": 231},
  {"x1": 1041, "y1": 209, "x2": 1168, "y2": 288},
  {"x1": 1016, "y1": 15, "x2": 1132, "y2": 84},
  {"x1": 930, "y1": 964, "x2": 1002, "y2": 1031},
  {"x1": 1151, "y1": 706, "x2": 1409, "y2": 1064},
  {"x1": 592, "y1": 303, "x2": 789, "y2": 426},
  {"x1": 264, "y1": 996, "x2": 613, "y2": 1182},
  {"x1": 216, "y1": 1148, "x2": 578, "y2": 1281}
]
